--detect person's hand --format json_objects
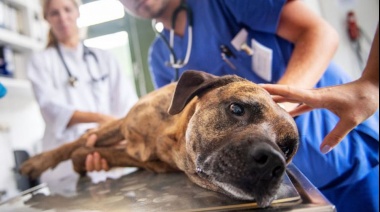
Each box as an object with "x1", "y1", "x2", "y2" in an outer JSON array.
[
  {"x1": 261, "y1": 79, "x2": 379, "y2": 154},
  {"x1": 85, "y1": 134, "x2": 110, "y2": 172}
]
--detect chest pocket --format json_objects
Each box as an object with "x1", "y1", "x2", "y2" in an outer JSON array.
[{"x1": 251, "y1": 38, "x2": 273, "y2": 82}]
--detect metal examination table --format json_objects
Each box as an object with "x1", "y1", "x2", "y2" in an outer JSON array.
[{"x1": 0, "y1": 163, "x2": 335, "y2": 212}]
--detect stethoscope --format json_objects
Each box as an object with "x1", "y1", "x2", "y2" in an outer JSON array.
[
  {"x1": 152, "y1": 0, "x2": 193, "y2": 82},
  {"x1": 55, "y1": 42, "x2": 108, "y2": 87}
]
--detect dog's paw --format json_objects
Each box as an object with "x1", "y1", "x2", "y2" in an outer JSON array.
[{"x1": 20, "y1": 153, "x2": 57, "y2": 179}]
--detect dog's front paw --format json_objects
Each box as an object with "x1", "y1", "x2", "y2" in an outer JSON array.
[{"x1": 20, "y1": 152, "x2": 57, "y2": 179}]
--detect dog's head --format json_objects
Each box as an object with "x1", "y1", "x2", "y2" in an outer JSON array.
[{"x1": 168, "y1": 70, "x2": 299, "y2": 207}]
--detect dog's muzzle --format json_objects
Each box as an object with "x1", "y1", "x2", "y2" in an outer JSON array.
[{"x1": 196, "y1": 138, "x2": 286, "y2": 207}]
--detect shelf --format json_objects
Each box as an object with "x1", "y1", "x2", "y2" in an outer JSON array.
[
  {"x1": 0, "y1": 76, "x2": 32, "y2": 97},
  {"x1": 0, "y1": 77, "x2": 36, "y2": 109},
  {"x1": 0, "y1": 0, "x2": 43, "y2": 110},
  {"x1": 1, "y1": 0, "x2": 39, "y2": 11},
  {"x1": 0, "y1": 28, "x2": 44, "y2": 52},
  {"x1": 0, "y1": 76, "x2": 29, "y2": 88}
]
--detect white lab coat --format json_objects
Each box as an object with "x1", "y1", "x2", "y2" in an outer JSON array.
[{"x1": 27, "y1": 43, "x2": 139, "y2": 185}]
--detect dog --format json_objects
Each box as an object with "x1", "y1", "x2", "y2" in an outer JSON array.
[{"x1": 20, "y1": 70, "x2": 299, "y2": 207}]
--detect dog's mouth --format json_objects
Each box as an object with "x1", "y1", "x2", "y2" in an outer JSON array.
[
  {"x1": 194, "y1": 142, "x2": 286, "y2": 208},
  {"x1": 196, "y1": 165, "x2": 280, "y2": 208}
]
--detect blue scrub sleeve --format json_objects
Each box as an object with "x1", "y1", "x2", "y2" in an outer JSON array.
[
  {"x1": 149, "y1": 39, "x2": 175, "y2": 88},
  {"x1": 0, "y1": 82, "x2": 6, "y2": 98},
  {"x1": 221, "y1": 0, "x2": 286, "y2": 33}
]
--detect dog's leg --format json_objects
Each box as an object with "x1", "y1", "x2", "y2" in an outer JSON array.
[
  {"x1": 90, "y1": 119, "x2": 125, "y2": 147},
  {"x1": 71, "y1": 147, "x2": 178, "y2": 175},
  {"x1": 20, "y1": 119, "x2": 125, "y2": 179}
]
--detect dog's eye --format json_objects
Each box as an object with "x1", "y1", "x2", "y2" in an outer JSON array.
[{"x1": 229, "y1": 103, "x2": 245, "y2": 116}]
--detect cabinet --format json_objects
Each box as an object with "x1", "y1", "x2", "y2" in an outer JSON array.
[
  {"x1": 0, "y1": 0, "x2": 46, "y2": 101},
  {"x1": 0, "y1": 0, "x2": 46, "y2": 201},
  {"x1": 0, "y1": 0, "x2": 46, "y2": 78}
]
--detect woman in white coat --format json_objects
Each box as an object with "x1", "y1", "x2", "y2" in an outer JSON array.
[{"x1": 27, "y1": 0, "x2": 138, "y2": 186}]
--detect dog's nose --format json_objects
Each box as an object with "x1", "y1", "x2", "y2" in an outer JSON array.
[{"x1": 250, "y1": 142, "x2": 285, "y2": 179}]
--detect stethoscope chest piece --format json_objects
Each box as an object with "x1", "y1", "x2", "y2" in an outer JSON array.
[{"x1": 69, "y1": 76, "x2": 78, "y2": 87}]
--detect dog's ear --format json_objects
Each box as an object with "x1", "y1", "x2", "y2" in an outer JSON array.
[{"x1": 168, "y1": 70, "x2": 243, "y2": 115}]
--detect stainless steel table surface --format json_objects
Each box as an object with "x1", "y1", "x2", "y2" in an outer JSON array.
[{"x1": 0, "y1": 163, "x2": 335, "y2": 212}]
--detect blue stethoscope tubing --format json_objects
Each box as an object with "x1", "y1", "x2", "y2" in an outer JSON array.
[
  {"x1": 152, "y1": 0, "x2": 193, "y2": 82},
  {"x1": 55, "y1": 42, "x2": 106, "y2": 87}
]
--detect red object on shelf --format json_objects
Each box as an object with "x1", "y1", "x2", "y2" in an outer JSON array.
[{"x1": 347, "y1": 11, "x2": 360, "y2": 41}]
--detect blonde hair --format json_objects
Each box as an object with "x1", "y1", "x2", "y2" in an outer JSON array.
[{"x1": 41, "y1": 0, "x2": 81, "y2": 48}]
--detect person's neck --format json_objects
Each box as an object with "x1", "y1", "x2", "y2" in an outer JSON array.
[
  {"x1": 157, "y1": 0, "x2": 187, "y2": 37},
  {"x1": 59, "y1": 35, "x2": 80, "y2": 49}
]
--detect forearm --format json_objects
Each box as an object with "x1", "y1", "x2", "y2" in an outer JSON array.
[
  {"x1": 67, "y1": 111, "x2": 102, "y2": 127},
  {"x1": 353, "y1": 25, "x2": 379, "y2": 109},
  {"x1": 278, "y1": 26, "x2": 338, "y2": 87},
  {"x1": 276, "y1": 0, "x2": 339, "y2": 88},
  {"x1": 360, "y1": 25, "x2": 379, "y2": 87}
]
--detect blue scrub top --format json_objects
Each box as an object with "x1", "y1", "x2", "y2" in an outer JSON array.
[
  {"x1": 150, "y1": 0, "x2": 291, "y2": 86},
  {"x1": 0, "y1": 82, "x2": 6, "y2": 98},
  {"x1": 149, "y1": 0, "x2": 379, "y2": 211}
]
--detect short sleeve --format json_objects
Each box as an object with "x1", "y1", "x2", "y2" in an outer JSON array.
[
  {"x1": 148, "y1": 38, "x2": 174, "y2": 88},
  {"x1": 222, "y1": 0, "x2": 286, "y2": 33}
]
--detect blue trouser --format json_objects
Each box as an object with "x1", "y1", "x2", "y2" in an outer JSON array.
[{"x1": 321, "y1": 166, "x2": 379, "y2": 212}]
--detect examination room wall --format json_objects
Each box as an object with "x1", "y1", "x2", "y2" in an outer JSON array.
[{"x1": 304, "y1": 0, "x2": 379, "y2": 79}]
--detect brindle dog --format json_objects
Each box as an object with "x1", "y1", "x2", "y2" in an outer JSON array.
[{"x1": 21, "y1": 70, "x2": 299, "y2": 207}]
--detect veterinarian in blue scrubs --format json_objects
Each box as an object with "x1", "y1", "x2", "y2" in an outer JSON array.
[
  {"x1": 27, "y1": 0, "x2": 138, "y2": 186},
  {"x1": 119, "y1": 0, "x2": 379, "y2": 211}
]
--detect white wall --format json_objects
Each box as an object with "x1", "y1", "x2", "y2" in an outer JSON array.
[
  {"x1": 304, "y1": 0, "x2": 379, "y2": 79},
  {"x1": 0, "y1": 86, "x2": 44, "y2": 200},
  {"x1": 303, "y1": 0, "x2": 323, "y2": 16},
  {"x1": 0, "y1": 125, "x2": 18, "y2": 201}
]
